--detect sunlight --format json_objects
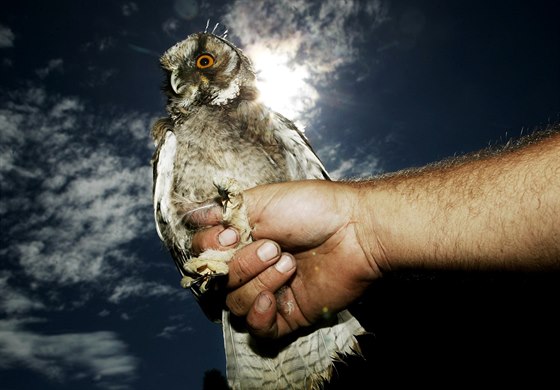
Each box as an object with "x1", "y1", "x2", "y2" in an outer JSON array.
[{"x1": 247, "y1": 45, "x2": 319, "y2": 124}]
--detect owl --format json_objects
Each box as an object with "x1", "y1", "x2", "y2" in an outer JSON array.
[{"x1": 151, "y1": 31, "x2": 365, "y2": 389}]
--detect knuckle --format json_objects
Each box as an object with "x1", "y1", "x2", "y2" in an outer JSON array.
[
  {"x1": 225, "y1": 293, "x2": 248, "y2": 317},
  {"x1": 251, "y1": 274, "x2": 273, "y2": 292},
  {"x1": 231, "y1": 257, "x2": 253, "y2": 285}
]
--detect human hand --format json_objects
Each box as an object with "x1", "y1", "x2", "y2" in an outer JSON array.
[{"x1": 189, "y1": 180, "x2": 382, "y2": 338}]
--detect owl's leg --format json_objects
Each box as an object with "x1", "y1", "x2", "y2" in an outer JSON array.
[
  {"x1": 181, "y1": 178, "x2": 252, "y2": 296},
  {"x1": 213, "y1": 177, "x2": 252, "y2": 246}
]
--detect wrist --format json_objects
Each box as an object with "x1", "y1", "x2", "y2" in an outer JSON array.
[
  {"x1": 345, "y1": 182, "x2": 391, "y2": 280},
  {"x1": 348, "y1": 176, "x2": 433, "y2": 275}
]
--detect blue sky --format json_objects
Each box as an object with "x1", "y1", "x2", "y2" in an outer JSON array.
[{"x1": 1, "y1": 1, "x2": 559, "y2": 389}]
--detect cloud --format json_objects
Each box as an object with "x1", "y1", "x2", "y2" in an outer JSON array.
[
  {"x1": 36, "y1": 58, "x2": 64, "y2": 79},
  {"x1": 318, "y1": 142, "x2": 381, "y2": 179},
  {"x1": 0, "y1": 86, "x2": 158, "y2": 290},
  {"x1": 162, "y1": 18, "x2": 180, "y2": 37},
  {"x1": 156, "y1": 323, "x2": 193, "y2": 339},
  {"x1": 108, "y1": 278, "x2": 183, "y2": 304},
  {"x1": 121, "y1": 2, "x2": 138, "y2": 17},
  {"x1": 0, "y1": 318, "x2": 137, "y2": 389},
  {"x1": 0, "y1": 24, "x2": 15, "y2": 48},
  {"x1": 0, "y1": 84, "x2": 160, "y2": 385},
  {"x1": 222, "y1": 0, "x2": 387, "y2": 122},
  {"x1": 0, "y1": 273, "x2": 45, "y2": 315}
]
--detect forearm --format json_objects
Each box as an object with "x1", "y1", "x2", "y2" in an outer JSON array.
[{"x1": 353, "y1": 129, "x2": 560, "y2": 273}]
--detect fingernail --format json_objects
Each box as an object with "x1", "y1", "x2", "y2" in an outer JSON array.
[
  {"x1": 218, "y1": 228, "x2": 238, "y2": 247},
  {"x1": 255, "y1": 293, "x2": 272, "y2": 313},
  {"x1": 275, "y1": 254, "x2": 295, "y2": 273},
  {"x1": 257, "y1": 241, "x2": 278, "y2": 262}
]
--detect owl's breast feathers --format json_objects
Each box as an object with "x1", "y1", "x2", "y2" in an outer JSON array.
[{"x1": 151, "y1": 102, "x2": 327, "y2": 253}]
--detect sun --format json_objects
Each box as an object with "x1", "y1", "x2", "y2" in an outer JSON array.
[{"x1": 246, "y1": 45, "x2": 318, "y2": 124}]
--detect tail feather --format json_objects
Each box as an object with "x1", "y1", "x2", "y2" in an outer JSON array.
[{"x1": 223, "y1": 309, "x2": 365, "y2": 390}]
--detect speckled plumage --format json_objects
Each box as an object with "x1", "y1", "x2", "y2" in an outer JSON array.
[{"x1": 151, "y1": 32, "x2": 365, "y2": 389}]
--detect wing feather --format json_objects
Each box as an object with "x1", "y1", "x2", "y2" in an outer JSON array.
[
  {"x1": 271, "y1": 113, "x2": 331, "y2": 181},
  {"x1": 153, "y1": 131, "x2": 177, "y2": 241}
]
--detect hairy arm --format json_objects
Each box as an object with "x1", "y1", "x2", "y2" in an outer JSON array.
[{"x1": 356, "y1": 129, "x2": 560, "y2": 273}]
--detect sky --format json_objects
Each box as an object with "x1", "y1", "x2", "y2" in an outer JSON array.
[{"x1": 0, "y1": 0, "x2": 559, "y2": 389}]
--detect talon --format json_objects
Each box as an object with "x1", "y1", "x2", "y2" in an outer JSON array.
[
  {"x1": 182, "y1": 273, "x2": 211, "y2": 293},
  {"x1": 214, "y1": 183, "x2": 231, "y2": 213}
]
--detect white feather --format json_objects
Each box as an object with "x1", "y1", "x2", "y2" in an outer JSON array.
[
  {"x1": 153, "y1": 131, "x2": 177, "y2": 241},
  {"x1": 211, "y1": 79, "x2": 240, "y2": 106}
]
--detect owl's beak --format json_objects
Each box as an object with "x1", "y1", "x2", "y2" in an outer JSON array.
[{"x1": 170, "y1": 70, "x2": 182, "y2": 95}]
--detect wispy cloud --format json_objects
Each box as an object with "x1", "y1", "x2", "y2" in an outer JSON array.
[
  {"x1": 0, "y1": 318, "x2": 137, "y2": 389},
  {"x1": 0, "y1": 273, "x2": 45, "y2": 315},
  {"x1": 0, "y1": 24, "x2": 15, "y2": 48},
  {"x1": 36, "y1": 58, "x2": 64, "y2": 78},
  {"x1": 223, "y1": 0, "x2": 387, "y2": 122},
  {"x1": 156, "y1": 323, "x2": 194, "y2": 339},
  {"x1": 0, "y1": 86, "x2": 175, "y2": 301},
  {"x1": 162, "y1": 17, "x2": 181, "y2": 37},
  {"x1": 1, "y1": 88, "x2": 151, "y2": 286},
  {"x1": 0, "y1": 84, "x2": 172, "y2": 386},
  {"x1": 121, "y1": 2, "x2": 139, "y2": 17},
  {"x1": 108, "y1": 278, "x2": 183, "y2": 304},
  {"x1": 319, "y1": 142, "x2": 381, "y2": 179}
]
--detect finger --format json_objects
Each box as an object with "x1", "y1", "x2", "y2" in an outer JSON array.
[
  {"x1": 273, "y1": 285, "x2": 312, "y2": 338},
  {"x1": 246, "y1": 287, "x2": 311, "y2": 339},
  {"x1": 227, "y1": 240, "x2": 281, "y2": 289},
  {"x1": 181, "y1": 202, "x2": 223, "y2": 227},
  {"x1": 245, "y1": 291, "x2": 279, "y2": 338},
  {"x1": 226, "y1": 253, "x2": 296, "y2": 317},
  {"x1": 191, "y1": 226, "x2": 239, "y2": 254}
]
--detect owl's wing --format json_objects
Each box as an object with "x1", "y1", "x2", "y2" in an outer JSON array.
[
  {"x1": 152, "y1": 130, "x2": 177, "y2": 242},
  {"x1": 272, "y1": 113, "x2": 331, "y2": 181}
]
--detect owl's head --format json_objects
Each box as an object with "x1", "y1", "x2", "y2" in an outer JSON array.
[{"x1": 160, "y1": 33, "x2": 258, "y2": 113}]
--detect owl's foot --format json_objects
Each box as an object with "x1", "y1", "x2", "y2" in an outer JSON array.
[
  {"x1": 213, "y1": 177, "x2": 243, "y2": 217},
  {"x1": 181, "y1": 249, "x2": 233, "y2": 295},
  {"x1": 213, "y1": 177, "x2": 252, "y2": 245}
]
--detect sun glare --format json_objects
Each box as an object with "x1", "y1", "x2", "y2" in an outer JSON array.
[{"x1": 247, "y1": 46, "x2": 318, "y2": 124}]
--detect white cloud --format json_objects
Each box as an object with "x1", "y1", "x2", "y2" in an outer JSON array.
[
  {"x1": 0, "y1": 24, "x2": 15, "y2": 48},
  {"x1": 0, "y1": 318, "x2": 137, "y2": 389},
  {"x1": 0, "y1": 86, "x2": 188, "y2": 387},
  {"x1": 121, "y1": 2, "x2": 138, "y2": 17},
  {"x1": 0, "y1": 273, "x2": 45, "y2": 315},
  {"x1": 36, "y1": 58, "x2": 64, "y2": 79},
  {"x1": 223, "y1": 0, "x2": 387, "y2": 123},
  {"x1": 0, "y1": 86, "x2": 158, "y2": 289},
  {"x1": 318, "y1": 142, "x2": 381, "y2": 179},
  {"x1": 162, "y1": 18, "x2": 180, "y2": 37},
  {"x1": 156, "y1": 323, "x2": 193, "y2": 339},
  {"x1": 108, "y1": 278, "x2": 183, "y2": 304}
]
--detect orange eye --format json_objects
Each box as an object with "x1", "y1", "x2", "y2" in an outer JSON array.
[{"x1": 196, "y1": 54, "x2": 215, "y2": 69}]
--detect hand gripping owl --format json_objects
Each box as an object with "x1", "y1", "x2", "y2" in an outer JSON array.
[{"x1": 151, "y1": 31, "x2": 365, "y2": 389}]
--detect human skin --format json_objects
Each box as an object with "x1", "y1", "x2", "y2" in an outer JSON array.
[{"x1": 189, "y1": 129, "x2": 560, "y2": 338}]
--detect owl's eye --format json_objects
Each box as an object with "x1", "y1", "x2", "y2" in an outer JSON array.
[{"x1": 196, "y1": 54, "x2": 215, "y2": 69}]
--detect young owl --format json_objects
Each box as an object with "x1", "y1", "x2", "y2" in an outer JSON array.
[{"x1": 151, "y1": 31, "x2": 365, "y2": 389}]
